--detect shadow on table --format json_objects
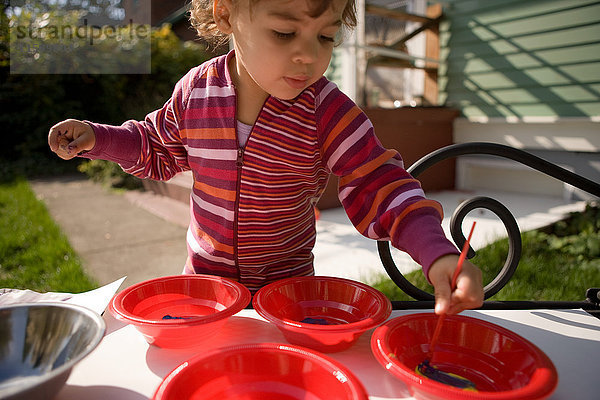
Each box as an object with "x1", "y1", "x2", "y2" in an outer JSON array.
[
  {"x1": 104, "y1": 317, "x2": 128, "y2": 336},
  {"x1": 59, "y1": 385, "x2": 148, "y2": 400},
  {"x1": 531, "y1": 309, "x2": 600, "y2": 331},
  {"x1": 144, "y1": 316, "x2": 279, "y2": 377},
  {"x1": 466, "y1": 310, "x2": 600, "y2": 400},
  {"x1": 332, "y1": 329, "x2": 412, "y2": 399}
]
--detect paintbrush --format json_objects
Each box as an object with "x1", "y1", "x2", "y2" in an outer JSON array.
[{"x1": 416, "y1": 221, "x2": 477, "y2": 390}]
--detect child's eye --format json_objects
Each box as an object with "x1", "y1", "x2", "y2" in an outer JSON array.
[
  {"x1": 273, "y1": 31, "x2": 294, "y2": 39},
  {"x1": 320, "y1": 35, "x2": 335, "y2": 43}
]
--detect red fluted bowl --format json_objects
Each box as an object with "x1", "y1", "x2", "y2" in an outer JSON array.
[
  {"x1": 109, "y1": 274, "x2": 250, "y2": 348},
  {"x1": 153, "y1": 343, "x2": 368, "y2": 400},
  {"x1": 371, "y1": 313, "x2": 558, "y2": 400},
  {"x1": 253, "y1": 276, "x2": 392, "y2": 352}
]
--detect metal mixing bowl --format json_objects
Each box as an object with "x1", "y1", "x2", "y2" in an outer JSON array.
[{"x1": 0, "y1": 303, "x2": 106, "y2": 400}]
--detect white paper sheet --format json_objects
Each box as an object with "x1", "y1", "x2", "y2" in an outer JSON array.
[{"x1": 0, "y1": 277, "x2": 127, "y2": 315}]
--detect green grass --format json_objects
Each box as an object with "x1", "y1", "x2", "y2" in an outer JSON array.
[
  {"x1": 371, "y1": 203, "x2": 600, "y2": 302},
  {"x1": 0, "y1": 178, "x2": 98, "y2": 292}
]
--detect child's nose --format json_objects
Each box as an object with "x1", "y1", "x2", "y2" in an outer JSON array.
[{"x1": 292, "y1": 38, "x2": 318, "y2": 64}]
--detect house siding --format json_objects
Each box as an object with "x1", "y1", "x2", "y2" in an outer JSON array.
[
  {"x1": 439, "y1": 0, "x2": 600, "y2": 119},
  {"x1": 439, "y1": 0, "x2": 599, "y2": 199}
]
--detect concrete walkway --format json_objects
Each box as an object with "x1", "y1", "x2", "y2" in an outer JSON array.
[
  {"x1": 30, "y1": 174, "x2": 587, "y2": 289},
  {"x1": 30, "y1": 175, "x2": 187, "y2": 287}
]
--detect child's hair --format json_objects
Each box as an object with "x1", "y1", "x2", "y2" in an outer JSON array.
[{"x1": 189, "y1": 0, "x2": 357, "y2": 47}]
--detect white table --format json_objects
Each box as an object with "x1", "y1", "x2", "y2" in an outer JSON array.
[{"x1": 56, "y1": 308, "x2": 600, "y2": 400}]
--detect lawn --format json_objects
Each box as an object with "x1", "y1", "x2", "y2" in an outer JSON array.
[
  {"x1": 0, "y1": 178, "x2": 97, "y2": 293},
  {"x1": 371, "y1": 202, "x2": 600, "y2": 302}
]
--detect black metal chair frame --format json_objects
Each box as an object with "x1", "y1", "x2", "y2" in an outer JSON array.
[{"x1": 377, "y1": 142, "x2": 600, "y2": 317}]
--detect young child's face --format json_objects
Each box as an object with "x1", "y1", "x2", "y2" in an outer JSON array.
[{"x1": 229, "y1": 0, "x2": 347, "y2": 100}]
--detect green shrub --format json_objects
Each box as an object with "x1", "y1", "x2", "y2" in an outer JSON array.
[
  {"x1": 531, "y1": 201, "x2": 600, "y2": 261},
  {"x1": 1, "y1": 5, "x2": 214, "y2": 183},
  {"x1": 77, "y1": 159, "x2": 143, "y2": 189}
]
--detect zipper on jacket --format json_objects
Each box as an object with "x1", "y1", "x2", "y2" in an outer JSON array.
[
  {"x1": 236, "y1": 147, "x2": 244, "y2": 167},
  {"x1": 233, "y1": 143, "x2": 244, "y2": 282},
  {"x1": 232, "y1": 95, "x2": 265, "y2": 285}
]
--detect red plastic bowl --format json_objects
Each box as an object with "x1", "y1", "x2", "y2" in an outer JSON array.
[
  {"x1": 109, "y1": 274, "x2": 251, "y2": 348},
  {"x1": 253, "y1": 276, "x2": 392, "y2": 352},
  {"x1": 153, "y1": 343, "x2": 369, "y2": 400},
  {"x1": 371, "y1": 313, "x2": 558, "y2": 400}
]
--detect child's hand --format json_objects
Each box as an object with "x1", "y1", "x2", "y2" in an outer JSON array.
[
  {"x1": 48, "y1": 119, "x2": 96, "y2": 160},
  {"x1": 428, "y1": 254, "x2": 484, "y2": 315}
]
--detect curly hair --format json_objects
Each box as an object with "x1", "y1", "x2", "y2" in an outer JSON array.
[{"x1": 189, "y1": 0, "x2": 357, "y2": 47}]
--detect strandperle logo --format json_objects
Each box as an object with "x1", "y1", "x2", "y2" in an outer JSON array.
[
  {"x1": 9, "y1": 0, "x2": 152, "y2": 74},
  {"x1": 13, "y1": 18, "x2": 149, "y2": 46}
]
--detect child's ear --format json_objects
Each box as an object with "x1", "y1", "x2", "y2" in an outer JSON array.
[{"x1": 213, "y1": 0, "x2": 234, "y2": 34}]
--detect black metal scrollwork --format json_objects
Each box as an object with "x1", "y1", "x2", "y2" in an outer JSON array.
[{"x1": 379, "y1": 142, "x2": 600, "y2": 303}]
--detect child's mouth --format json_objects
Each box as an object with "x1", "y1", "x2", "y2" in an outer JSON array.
[{"x1": 284, "y1": 76, "x2": 310, "y2": 89}]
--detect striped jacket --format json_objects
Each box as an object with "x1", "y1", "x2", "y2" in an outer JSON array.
[{"x1": 86, "y1": 52, "x2": 458, "y2": 292}]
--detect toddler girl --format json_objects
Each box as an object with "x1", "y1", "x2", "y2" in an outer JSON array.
[{"x1": 48, "y1": 0, "x2": 483, "y2": 315}]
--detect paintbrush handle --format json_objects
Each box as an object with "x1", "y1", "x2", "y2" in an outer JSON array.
[
  {"x1": 428, "y1": 221, "x2": 477, "y2": 356},
  {"x1": 428, "y1": 314, "x2": 445, "y2": 353},
  {"x1": 450, "y1": 221, "x2": 477, "y2": 289}
]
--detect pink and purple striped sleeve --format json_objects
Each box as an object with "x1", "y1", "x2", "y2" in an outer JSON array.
[
  {"x1": 315, "y1": 80, "x2": 459, "y2": 278},
  {"x1": 83, "y1": 66, "x2": 201, "y2": 180}
]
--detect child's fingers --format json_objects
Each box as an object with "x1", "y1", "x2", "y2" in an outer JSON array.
[
  {"x1": 67, "y1": 134, "x2": 93, "y2": 155},
  {"x1": 58, "y1": 137, "x2": 70, "y2": 151},
  {"x1": 56, "y1": 139, "x2": 78, "y2": 160},
  {"x1": 48, "y1": 124, "x2": 65, "y2": 152},
  {"x1": 447, "y1": 289, "x2": 481, "y2": 314},
  {"x1": 48, "y1": 119, "x2": 94, "y2": 159},
  {"x1": 49, "y1": 119, "x2": 84, "y2": 141},
  {"x1": 49, "y1": 120, "x2": 76, "y2": 153},
  {"x1": 428, "y1": 253, "x2": 484, "y2": 315},
  {"x1": 49, "y1": 131, "x2": 74, "y2": 160},
  {"x1": 447, "y1": 267, "x2": 484, "y2": 314},
  {"x1": 433, "y1": 281, "x2": 452, "y2": 315}
]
